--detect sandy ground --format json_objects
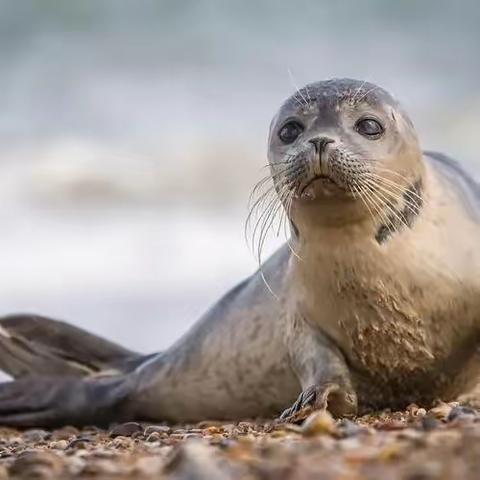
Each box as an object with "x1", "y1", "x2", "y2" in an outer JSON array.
[{"x1": 0, "y1": 402, "x2": 480, "y2": 479}]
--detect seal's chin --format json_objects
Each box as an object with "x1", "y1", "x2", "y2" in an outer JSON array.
[{"x1": 299, "y1": 175, "x2": 346, "y2": 200}]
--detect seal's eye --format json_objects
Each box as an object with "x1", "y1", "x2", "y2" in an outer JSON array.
[
  {"x1": 355, "y1": 118, "x2": 384, "y2": 139},
  {"x1": 278, "y1": 121, "x2": 304, "y2": 144}
]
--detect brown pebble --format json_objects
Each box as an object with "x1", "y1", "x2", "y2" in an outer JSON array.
[
  {"x1": 301, "y1": 410, "x2": 336, "y2": 437},
  {"x1": 376, "y1": 421, "x2": 407, "y2": 431},
  {"x1": 52, "y1": 439, "x2": 68, "y2": 450},
  {"x1": 429, "y1": 402, "x2": 452, "y2": 420},
  {"x1": 109, "y1": 422, "x2": 142, "y2": 438},
  {"x1": 52, "y1": 426, "x2": 79, "y2": 440},
  {"x1": 81, "y1": 459, "x2": 121, "y2": 476},
  {"x1": 164, "y1": 440, "x2": 240, "y2": 479},
  {"x1": 196, "y1": 421, "x2": 224, "y2": 429},
  {"x1": 112, "y1": 436, "x2": 132, "y2": 449},
  {"x1": 9, "y1": 451, "x2": 64, "y2": 478},
  {"x1": 203, "y1": 426, "x2": 222, "y2": 435}
]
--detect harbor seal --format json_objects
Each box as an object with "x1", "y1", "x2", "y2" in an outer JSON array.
[{"x1": 0, "y1": 78, "x2": 480, "y2": 427}]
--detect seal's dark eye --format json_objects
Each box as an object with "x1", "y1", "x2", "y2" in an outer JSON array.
[
  {"x1": 278, "y1": 121, "x2": 304, "y2": 144},
  {"x1": 355, "y1": 118, "x2": 384, "y2": 139}
]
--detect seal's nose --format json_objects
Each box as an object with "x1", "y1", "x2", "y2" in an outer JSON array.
[
  {"x1": 308, "y1": 137, "x2": 334, "y2": 156},
  {"x1": 308, "y1": 137, "x2": 334, "y2": 175}
]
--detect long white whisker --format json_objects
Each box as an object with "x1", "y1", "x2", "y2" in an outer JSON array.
[{"x1": 287, "y1": 68, "x2": 308, "y2": 107}]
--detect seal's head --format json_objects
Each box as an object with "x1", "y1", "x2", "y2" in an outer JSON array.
[{"x1": 268, "y1": 78, "x2": 424, "y2": 238}]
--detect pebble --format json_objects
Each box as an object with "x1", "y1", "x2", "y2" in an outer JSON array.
[
  {"x1": 429, "y1": 402, "x2": 452, "y2": 420},
  {"x1": 146, "y1": 432, "x2": 162, "y2": 442},
  {"x1": 336, "y1": 419, "x2": 362, "y2": 438},
  {"x1": 301, "y1": 410, "x2": 336, "y2": 437},
  {"x1": 447, "y1": 405, "x2": 478, "y2": 422},
  {"x1": 22, "y1": 429, "x2": 51, "y2": 443},
  {"x1": 164, "y1": 440, "x2": 238, "y2": 479},
  {"x1": 144, "y1": 425, "x2": 172, "y2": 436},
  {"x1": 9, "y1": 451, "x2": 64, "y2": 478},
  {"x1": 420, "y1": 415, "x2": 441, "y2": 432},
  {"x1": 109, "y1": 422, "x2": 142, "y2": 438},
  {"x1": 52, "y1": 440, "x2": 68, "y2": 450},
  {"x1": 52, "y1": 426, "x2": 79, "y2": 440},
  {"x1": 66, "y1": 436, "x2": 93, "y2": 450}
]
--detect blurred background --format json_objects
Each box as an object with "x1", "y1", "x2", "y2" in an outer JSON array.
[{"x1": 0, "y1": 0, "x2": 479, "y2": 355}]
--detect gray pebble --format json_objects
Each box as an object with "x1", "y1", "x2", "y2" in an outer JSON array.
[
  {"x1": 144, "y1": 425, "x2": 172, "y2": 436},
  {"x1": 109, "y1": 422, "x2": 142, "y2": 438}
]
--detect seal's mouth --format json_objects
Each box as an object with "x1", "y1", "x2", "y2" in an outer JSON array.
[{"x1": 299, "y1": 175, "x2": 342, "y2": 198}]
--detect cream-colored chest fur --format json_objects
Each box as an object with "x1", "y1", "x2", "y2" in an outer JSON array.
[{"x1": 291, "y1": 215, "x2": 480, "y2": 383}]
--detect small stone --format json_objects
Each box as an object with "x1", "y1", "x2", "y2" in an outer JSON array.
[
  {"x1": 185, "y1": 433, "x2": 203, "y2": 439},
  {"x1": 420, "y1": 415, "x2": 441, "y2": 431},
  {"x1": 146, "y1": 432, "x2": 162, "y2": 442},
  {"x1": 132, "y1": 456, "x2": 164, "y2": 476},
  {"x1": 416, "y1": 408, "x2": 427, "y2": 416},
  {"x1": 22, "y1": 429, "x2": 51, "y2": 443},
  {"x1": 81, "y1": 459, "x2": 121, "y2": 476},
  {"x1": 52, "y1": 426, "x2": 79, "y2": 440},
  {"x1": 112, "y1": 436, "x2": 132, "y2": 448},
  {"x1": 447, "y1": 405, "x2": 478, "y2": 422},
  {"x1": 9, "y1": 451, "x2": 63, "y2": 478},
  {"x1": 164, "y1": 440, "x2": 239, "y2": 479},
  {"x1": 52, "y1": 440, "x2": 68, "y2": 450},
  {"x1": 109, "y1": 422, "x2": 142, "y2": 438},
  {"x1": 406, "y1": 403, "x2": 420, "y2": 415},
  {"x1": 429, "y1": 403, "x2": 452, "y2": 420},
  {"x1": 376, "y1": 421, "x2": 406, "y2": 431},
  {"x1": 301, "y1": 410, "x2": 336, "y2": 437},
  {"x1": 66, "y1": 436, "x2": 93, "y2": 450},
  {"x1": 335, "y1": 419, "x2": 361, "y2": 438},
  {"x1": 196, "y1": 421, "x2": 223, "y2": 429},
  {"x1": 203, "y1": 426, "x2": 222, "y2": 435},
  {"x1": 144, "y1": 425, "x2": 171, "y2": 436}
]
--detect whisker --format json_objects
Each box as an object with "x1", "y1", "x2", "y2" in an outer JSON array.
[
  {"x1": 350, "y1": 80, "x2": 368, "y2": 106},
  {"x1": 364, "y1": 180, "x2": 409, "y2": 231},
  {"x1": 354, "y1": 85, "x2": 381, "y2": 105},
  {"x1": 287, "y1": 68, "x2": 308, "y2": 107},
  {"x1": 362, "y1": 174, "x2": 422, "y2": 214},
  {"x1": 367, "y1": 171, "x2": 425, "y2": 205}
]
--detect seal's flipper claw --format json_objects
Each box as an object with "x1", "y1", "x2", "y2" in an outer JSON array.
[
  {"x1": 281, "y1": 383, "x2": 357, "y2": 422},
  {"x1": 0, "y1": 376, "x2": 132, "y2": 428}
]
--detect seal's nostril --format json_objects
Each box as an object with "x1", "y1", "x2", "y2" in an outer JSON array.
[{"x1": 309, "y1": 137, "x2": 334, "y2": 155}]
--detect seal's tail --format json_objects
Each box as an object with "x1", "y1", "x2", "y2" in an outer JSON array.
[{"x1": 0, "y1": 314, "x2": 141, "y2": 378}]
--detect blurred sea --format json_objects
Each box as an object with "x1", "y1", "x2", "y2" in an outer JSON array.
[{"x1": 0, "y1": 0, "x2": 479, "y2": 354}]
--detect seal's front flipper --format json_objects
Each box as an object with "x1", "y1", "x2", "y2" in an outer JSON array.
[
  {"x1": 282, "y1": 316, "x2": 357, "y2": 422},
  {"x1": 281, "y1": 382, "x2": 357, "y2": 420},
  {"x1": 0, "y1": 314, "x2": 141, "y2": 378},
  {"x1": 0, "y1": 375, "x2": 133, "y2": 428}
]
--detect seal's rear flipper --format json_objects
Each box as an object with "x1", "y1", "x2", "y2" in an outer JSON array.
[
  {"x1": 0, "y1": 375, "x2": 134, "y2": 428},
  {"x1": 0, "y1": 314, "x2": 140, "y2": 378}
]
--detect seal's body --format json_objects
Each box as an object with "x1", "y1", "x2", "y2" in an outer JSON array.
[{"x1": 0, "y1": 78, "x2": 480, "y2": 427}]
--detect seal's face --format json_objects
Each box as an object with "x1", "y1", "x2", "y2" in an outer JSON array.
[{"x1": 267, "y1": 78, "x2": 423, "y2": 233}]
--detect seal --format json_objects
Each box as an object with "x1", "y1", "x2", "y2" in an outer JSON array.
[{"x1": 0, "y1": 78, "x2": 480, "y2": 428}]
